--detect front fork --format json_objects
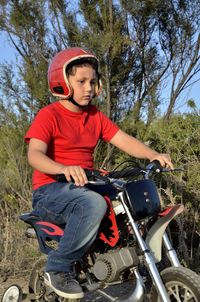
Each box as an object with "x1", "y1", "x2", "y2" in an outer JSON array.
[
  {"x1": 118, "y1": 192, "x2": 183, "y2": 302},
  {"x1": 163, "y1": 232, "x2": 181, "y2": 267}
]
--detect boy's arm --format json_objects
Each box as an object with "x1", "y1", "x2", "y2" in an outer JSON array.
[
  {"x1": 28, "y1": 138, "x2": 88, "y2": 186},
  {"x1": 110, "y1": 130, "x2": 173, "y2": 168}
]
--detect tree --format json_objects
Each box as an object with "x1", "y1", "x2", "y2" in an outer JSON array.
[
  {"x1": 1, "y1": 0, "x2": 200, "y2": 121},
  {"x1": 0, "y1": 1, "x2": 51, "y2": 115},
  {"x1": 155, "y1": 0, "x2": 200, "y2": 120},
  {"x1": 120, "y1": 0, "x2": 200, "y2": 121}
]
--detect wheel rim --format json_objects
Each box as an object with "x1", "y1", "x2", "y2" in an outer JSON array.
[
  {"x1": 158, "y1": 280, "x2": 198, "y2": 302},
  {"x1": 2, "y1": 285, "x2": 22, "y2": 302}
]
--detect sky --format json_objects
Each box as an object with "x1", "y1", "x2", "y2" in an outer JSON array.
[{"x1": 0, "y1": 31, "x2": 200, "y2": 113}]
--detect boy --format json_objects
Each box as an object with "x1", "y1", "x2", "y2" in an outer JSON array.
[{"x1": 25, "y1": 47, "x2": 173, "y2": 299}]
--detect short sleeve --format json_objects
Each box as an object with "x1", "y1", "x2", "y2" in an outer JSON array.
[
  {"x1": 24, "y1": 108, "x2": 54, "y2": 144},
  {"x1": 99, "y1": 111, "x2": 119, "y2": 142}
]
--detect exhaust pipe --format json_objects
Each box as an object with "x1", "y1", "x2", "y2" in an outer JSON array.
[
  {"x1": 116, "y1": 268, "x2": 144, "y2": 302},
  {"x1": 97, "y1": 268, "x2": 144, "y2": 302}
]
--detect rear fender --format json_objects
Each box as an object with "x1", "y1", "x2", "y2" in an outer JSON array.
[{"x1": 145, "y1": 204, "x2": 184, "y2": 262}]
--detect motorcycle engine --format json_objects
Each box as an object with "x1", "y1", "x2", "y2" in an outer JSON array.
[{"x1": 92, "y1": 247, "x2": 139, "y2": 282}]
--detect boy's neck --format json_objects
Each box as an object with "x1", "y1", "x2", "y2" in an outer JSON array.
[{"x1": 59, "y1": 100, "x2": 83, "y2": 113}]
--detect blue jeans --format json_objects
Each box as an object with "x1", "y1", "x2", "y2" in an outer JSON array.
[{"x1": 32, "y1": 182, "x2": 113, "y2": 272}]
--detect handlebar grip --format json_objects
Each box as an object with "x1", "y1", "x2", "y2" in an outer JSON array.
[
  {"x1": 151, "y1": 160, "x2": 163, "y2": 170},
  {"x1": 55, "y1": 169, "x2": 100, "y2": 182},
  {"x1": 146, "y1": 160, "x2": 163, "y2": 172},
  {"x1": 55, "y1": 174, "x2": 68, "y2": 182}
]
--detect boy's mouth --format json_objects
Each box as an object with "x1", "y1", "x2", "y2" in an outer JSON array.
[{"x1": 82, "y1": 96, "x2": 91, "y2": 101}]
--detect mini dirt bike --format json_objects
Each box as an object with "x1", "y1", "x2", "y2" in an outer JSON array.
[{"x1": 17, "y1": 161, "x2": 200, "y2": 301}]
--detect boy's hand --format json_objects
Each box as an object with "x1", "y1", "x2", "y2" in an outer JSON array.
[
  {"x1": 59, "y1": 165, "x2": 88, "y2": 186},
  {"x1": 149, "y1": 153, "x2": 174, "y2": 169}
]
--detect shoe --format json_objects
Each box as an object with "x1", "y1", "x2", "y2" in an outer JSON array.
[{"x1": 44, "y1": 271, "x2": 84, "y2": 299}]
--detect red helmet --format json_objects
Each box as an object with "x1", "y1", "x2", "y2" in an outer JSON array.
[{"x1": 48, "y1": 47, "x2": 102, "y2": 98}]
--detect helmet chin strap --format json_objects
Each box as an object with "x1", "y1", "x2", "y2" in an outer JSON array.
[{"x1": 68, "y1": 97, "x2": 91, "y2": 108}]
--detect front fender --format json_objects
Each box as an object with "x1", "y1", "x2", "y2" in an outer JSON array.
[{"x1": 145, "y1": 204, "x2": 184, "y2": 262}]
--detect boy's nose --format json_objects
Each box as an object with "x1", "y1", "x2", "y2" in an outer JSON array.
[{"x1": 86, "y1": 83, "x2": 92, "y2": 92}]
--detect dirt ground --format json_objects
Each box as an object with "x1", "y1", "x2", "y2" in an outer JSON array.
[{"x1": 0, "y1": 273, "x2": 136, "y2": 302}]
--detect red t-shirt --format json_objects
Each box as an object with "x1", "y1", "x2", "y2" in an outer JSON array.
[{"x1": 25, "y1": 101, "x2": 119, "y2": 190}]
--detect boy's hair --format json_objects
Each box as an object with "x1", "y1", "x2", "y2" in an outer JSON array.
[{"x1": 66, "y1": 58, "x2": 99, "y2": 77}]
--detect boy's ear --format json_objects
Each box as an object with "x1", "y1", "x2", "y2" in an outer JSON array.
[
  {"x1": 94, "y1": 73, "x2": 102, "y2": 97},
  {"x1": 64, "y1": 76, "x2": 74, "y2": 99}
]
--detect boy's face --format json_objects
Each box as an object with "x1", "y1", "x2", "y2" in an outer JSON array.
[{"x1": 68, "y1": 65, "x2": 97, "y2": 107}]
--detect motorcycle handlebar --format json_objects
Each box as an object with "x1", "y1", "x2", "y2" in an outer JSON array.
[
  {"x1": 55, "y1": 160, "x2": 183, "y2": 183},
  {"x1": 55, "y1": 169, "x2": 100, "y2": 183}
]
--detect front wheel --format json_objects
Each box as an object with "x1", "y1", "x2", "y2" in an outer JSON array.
[{"x1": 150, "y1": 266, "x2": 200, "y2": 301}]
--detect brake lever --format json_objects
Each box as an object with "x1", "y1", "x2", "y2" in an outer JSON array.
[{"x1": 161, "y1": 167, "x2": 184, "y2": 172}]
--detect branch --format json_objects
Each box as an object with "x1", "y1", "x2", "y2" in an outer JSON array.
[{"x1": 165, "y1": 33, "x2": 200, "y2": 120}]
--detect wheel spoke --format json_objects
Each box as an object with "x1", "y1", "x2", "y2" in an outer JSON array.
[
  {"x1": 168, "y1": 285, "x2": 182, "y2": 301},
  {"x1": 183, "y1": 287, "x2": 196, "y2": 301},
  {"x1": 168, "y1": 283, "x2": 197, "y2": 302}
]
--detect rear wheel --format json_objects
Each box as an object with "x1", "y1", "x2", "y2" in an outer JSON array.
[
  {"x1": 150, "y1": 266, "x2": 200, "y2": 301},
  {"x1": 29, "y1": 256, "x2": 56, "y2": 302},
  {"x1": 28, "y1": 256, "x2": 81, "y2": 302}
]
